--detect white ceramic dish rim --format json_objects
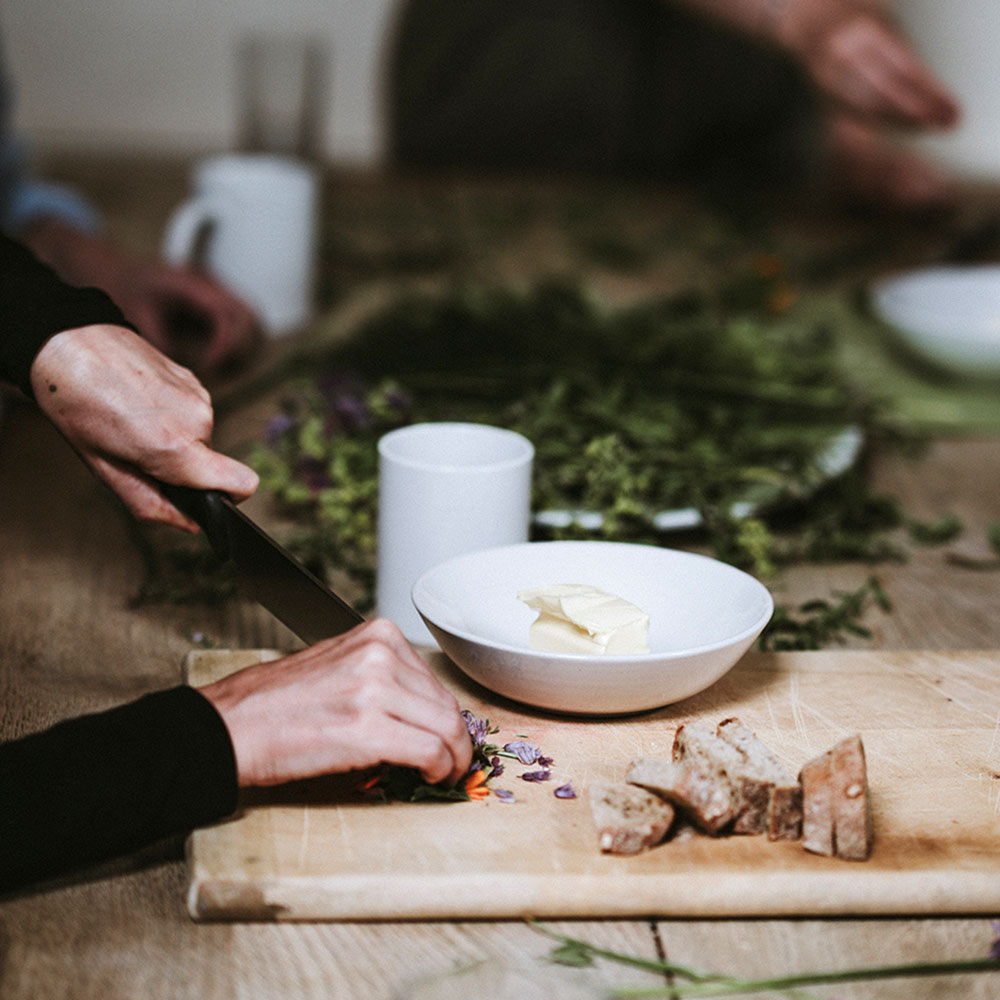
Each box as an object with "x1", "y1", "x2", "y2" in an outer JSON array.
[
  {"x1": 872, "y1": 265, "x2": 1000, "y2": 339},
  {"x1": 378, "y1": 421, "x2": 535, "y2": 474},
  {"x1": 412, "y1": 542, "x2": 774, "y2": 663}
]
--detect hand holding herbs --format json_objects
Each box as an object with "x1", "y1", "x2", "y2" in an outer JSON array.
[
  {"x1": 366, "y1": 709, "x2": 576, "y2": 804},
  {"x1": 198, "y1": 619, "x2": 472, "y2": 788}
]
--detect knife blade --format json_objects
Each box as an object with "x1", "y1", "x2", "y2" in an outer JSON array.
[{"x1": 161, "y1": 484, "x2": 364, "y2": 645}]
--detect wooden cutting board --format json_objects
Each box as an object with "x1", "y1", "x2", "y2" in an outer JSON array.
[{"x1": 185, "y1": 648, "x2": 1000, "y2": 921}]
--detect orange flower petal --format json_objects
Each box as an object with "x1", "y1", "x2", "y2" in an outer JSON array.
[{"x1": 464, "y1": 769, "x2": 488, "y2": 791}]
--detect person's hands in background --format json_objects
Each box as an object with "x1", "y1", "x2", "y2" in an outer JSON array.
[
  {"x1": 679, "y1": 0, "x2": 961, "y2": 208},
  {"x1": 29, "y1": 323, "x2": 258, "y2": 531},
  {"x1": 771, "y1": 1, "x2": 958, "y2": 130},
  {"x1": 23, "y1": 217, "x2": 258, "y2": 376},
  {"x1": 769, "y1": 0, "x2": 960, "y2": 209},
  {"x1": 200, "y1": 619, "x2": 474, "y2": 788}
]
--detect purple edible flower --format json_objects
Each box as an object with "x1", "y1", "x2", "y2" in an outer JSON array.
[
  {"x1": 332, "y1": 394, "x2": 372, "y2": 432},
  {"x1": 293, "y1": 457, "x2": 333, "y2": 493},
  {"x1": 264, "y1": 412, "x2": 296, "y2": 445},
  {"x1": 990, "y1": 920, "x2": 1000, "y2": 961},
  {"x1": 537, "y1": 755, "x2": 555, "y2": 768},
  {"x1": 384, "y1": 386, "x2": 413, "y2": 414},
  {"x1": 489, "y1": 756, "x2": 504, "y2": 778},
  {"x1": 504, "y1": 740, "x2": 541, "y2": 765},
  {"x1": 494, "y1": 788, "x2": 515, "y2": 803},
  {"x1": 316, "y1": 371, "x2": 363, "y2": 400},
  {"x1": 520, "y1": 770, "x2": 552, "y2": 782},
  {"x1": 554, "y1": 783, "x2": 577, "y2": 799},
  {"x1": 462, "y1": 710, "x2": 491, "y2": 747}
]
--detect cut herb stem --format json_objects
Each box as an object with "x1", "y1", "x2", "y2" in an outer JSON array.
[
  {"x1": 608, "y1": 959, "x2": 1000, "y2": 997},
  {"x1": 529, "y1": 921, "x2": 1000, "y2": 998}
]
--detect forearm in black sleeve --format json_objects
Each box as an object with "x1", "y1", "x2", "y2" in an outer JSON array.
[
  {"x1": 0, "y1": 232, "x2": 133, "y2": 397},
  {"x1": 0, "y1": 685, "x2": 239, "y2": 893}
]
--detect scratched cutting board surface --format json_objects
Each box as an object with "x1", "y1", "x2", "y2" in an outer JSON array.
[{"x1": 185, "y1": 648, "x2": 1000, "y2": 921}]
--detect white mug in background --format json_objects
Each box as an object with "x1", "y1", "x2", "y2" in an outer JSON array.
[
  {"x1": 376, "y1": 422, "x2": 535, "y2": 646},
  {"x1": 162, "y1": 153, "x2": 318, "y2": 337}
]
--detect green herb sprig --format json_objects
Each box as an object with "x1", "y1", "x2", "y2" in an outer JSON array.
[
  {"x1": 908, "y1": 512, "x2": 963, "y2": 546},
  {"x1": 760, "y1": 575, "x2": 891, "y2": 651},
  {"x1": 530, "y1": 920, "x2": 1000, "y2": 998}
]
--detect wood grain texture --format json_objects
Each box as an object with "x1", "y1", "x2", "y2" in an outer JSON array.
[{"x1": 185, "y1": 647, "x2": 1000, "y2": 921}]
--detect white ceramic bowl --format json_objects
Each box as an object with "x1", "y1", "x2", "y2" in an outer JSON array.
[
  {"x1": 871, "y1": 265, "x2": 1000, "y2": 378},
  {"x1": 411, "y1": 541, "x2": 773, "y2": 715}
]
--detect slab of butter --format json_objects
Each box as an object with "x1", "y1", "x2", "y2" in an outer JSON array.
[{"x1": 517, "y1": 583, "x2": 650, "y2": 655}]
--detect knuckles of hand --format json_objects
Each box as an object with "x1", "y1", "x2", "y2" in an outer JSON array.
[{"x1": 221, "y1": 618, "x2": 469, "y2": 787}]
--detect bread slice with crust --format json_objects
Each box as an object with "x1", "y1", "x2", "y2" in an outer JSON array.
[
  {"x1": 767, "y1": 784, "x2": 805, "y2": 842},
  {"x1": 628, "y1": 719, "x2": 803, "y2": 838},
  {"x1": 831, "y1": 734, "x2": 874, "y2": 860},
  {"x1": 625, "y1": 755, "x2": 735, "y2": 833},
  {"x1": 799, "y1": 745, "x2": 835, "y2": 856},
  {"x1": 715, "y1": 717, "x2": 801, "y2": 838},
  {"x1": 669, "y1": 721, "x2": 746, "y2": 832},
  {"x1": 799, "y1": 734, "x2": 873, "y2": 860},
  {"x1": 589, "y1": 781, "x2": 676, "y2": 854}
]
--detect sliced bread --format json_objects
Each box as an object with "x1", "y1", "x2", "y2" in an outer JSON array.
[
  {"x1": 716, "y1": 717, "x2": 802, "y2": 839},
  {"x1": 631, "y1": 719, "x2": 803, "y2": 838},
  {"x1": 799, "y1": 747, "x2": 835, "y2": 856},
  {"x1": 625, "y1": 755, "x2": 735, "y2": 834},
  {"x1": 589, "y1": 781, "x2": 676, "y2": 854},
  {"x1": 831, "y1": 734, "x2": 874, "y2": 860},
  {"x1": 799, "y1": 734, "x2": 873, "y2": 860}
]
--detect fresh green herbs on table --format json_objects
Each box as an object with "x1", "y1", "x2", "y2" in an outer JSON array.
[
  {"x1": 247, "y1": 280, "x2": 907, "y2": 630},
  {"x1": 759, "y1": 575, "x2": 891, "y2": 652}
]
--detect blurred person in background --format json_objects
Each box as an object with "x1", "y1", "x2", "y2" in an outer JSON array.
[
  {"x1": 386, "y1": 0, "x2": 959, "y2": 212},
  {"x1": 0, "y1": 34, "x2": 258, "y2": 377}
]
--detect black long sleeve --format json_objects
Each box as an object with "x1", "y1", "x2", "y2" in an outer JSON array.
[
  {"x1": 1, "y1": 234, "x2": 238, "y2": 893},
  {"x1": 0, "y1": 686, "x2": 239, "y2": 892},
  {"x1": 0, "y1": 232, "x2": 132, "y2": 396}
]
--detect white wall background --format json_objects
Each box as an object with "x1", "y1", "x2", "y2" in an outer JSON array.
[{"x1": 2, "y1": 0, "x2": 399, "y2": 165}]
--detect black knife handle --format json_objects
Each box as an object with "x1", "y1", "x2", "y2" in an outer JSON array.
[{"x1": 160, "y1": 484, "x2": 233, "y2": 562}]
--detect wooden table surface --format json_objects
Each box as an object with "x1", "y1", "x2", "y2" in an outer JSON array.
[{"x1": 2, "y1": 158, "x2": 999, "y2": 998}]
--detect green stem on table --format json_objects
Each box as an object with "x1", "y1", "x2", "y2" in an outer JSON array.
[
  {"x1": 528, "y1": 922, "x2": 1000, "y2": 999},
  {"x1": 609, "y1": 959, "x2": 1000, "y2": 998},
  {"x1": 528, "y1": 920, "x2": 715, "y2": 979}
]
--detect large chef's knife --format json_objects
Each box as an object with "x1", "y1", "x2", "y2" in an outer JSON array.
[{"x1": 162, "y1": 484, "x2": 364, "y2": 645}]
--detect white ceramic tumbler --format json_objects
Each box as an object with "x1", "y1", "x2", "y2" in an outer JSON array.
[{"x1": 376, "y1": 422, "x2": 534, "y2": 645}]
